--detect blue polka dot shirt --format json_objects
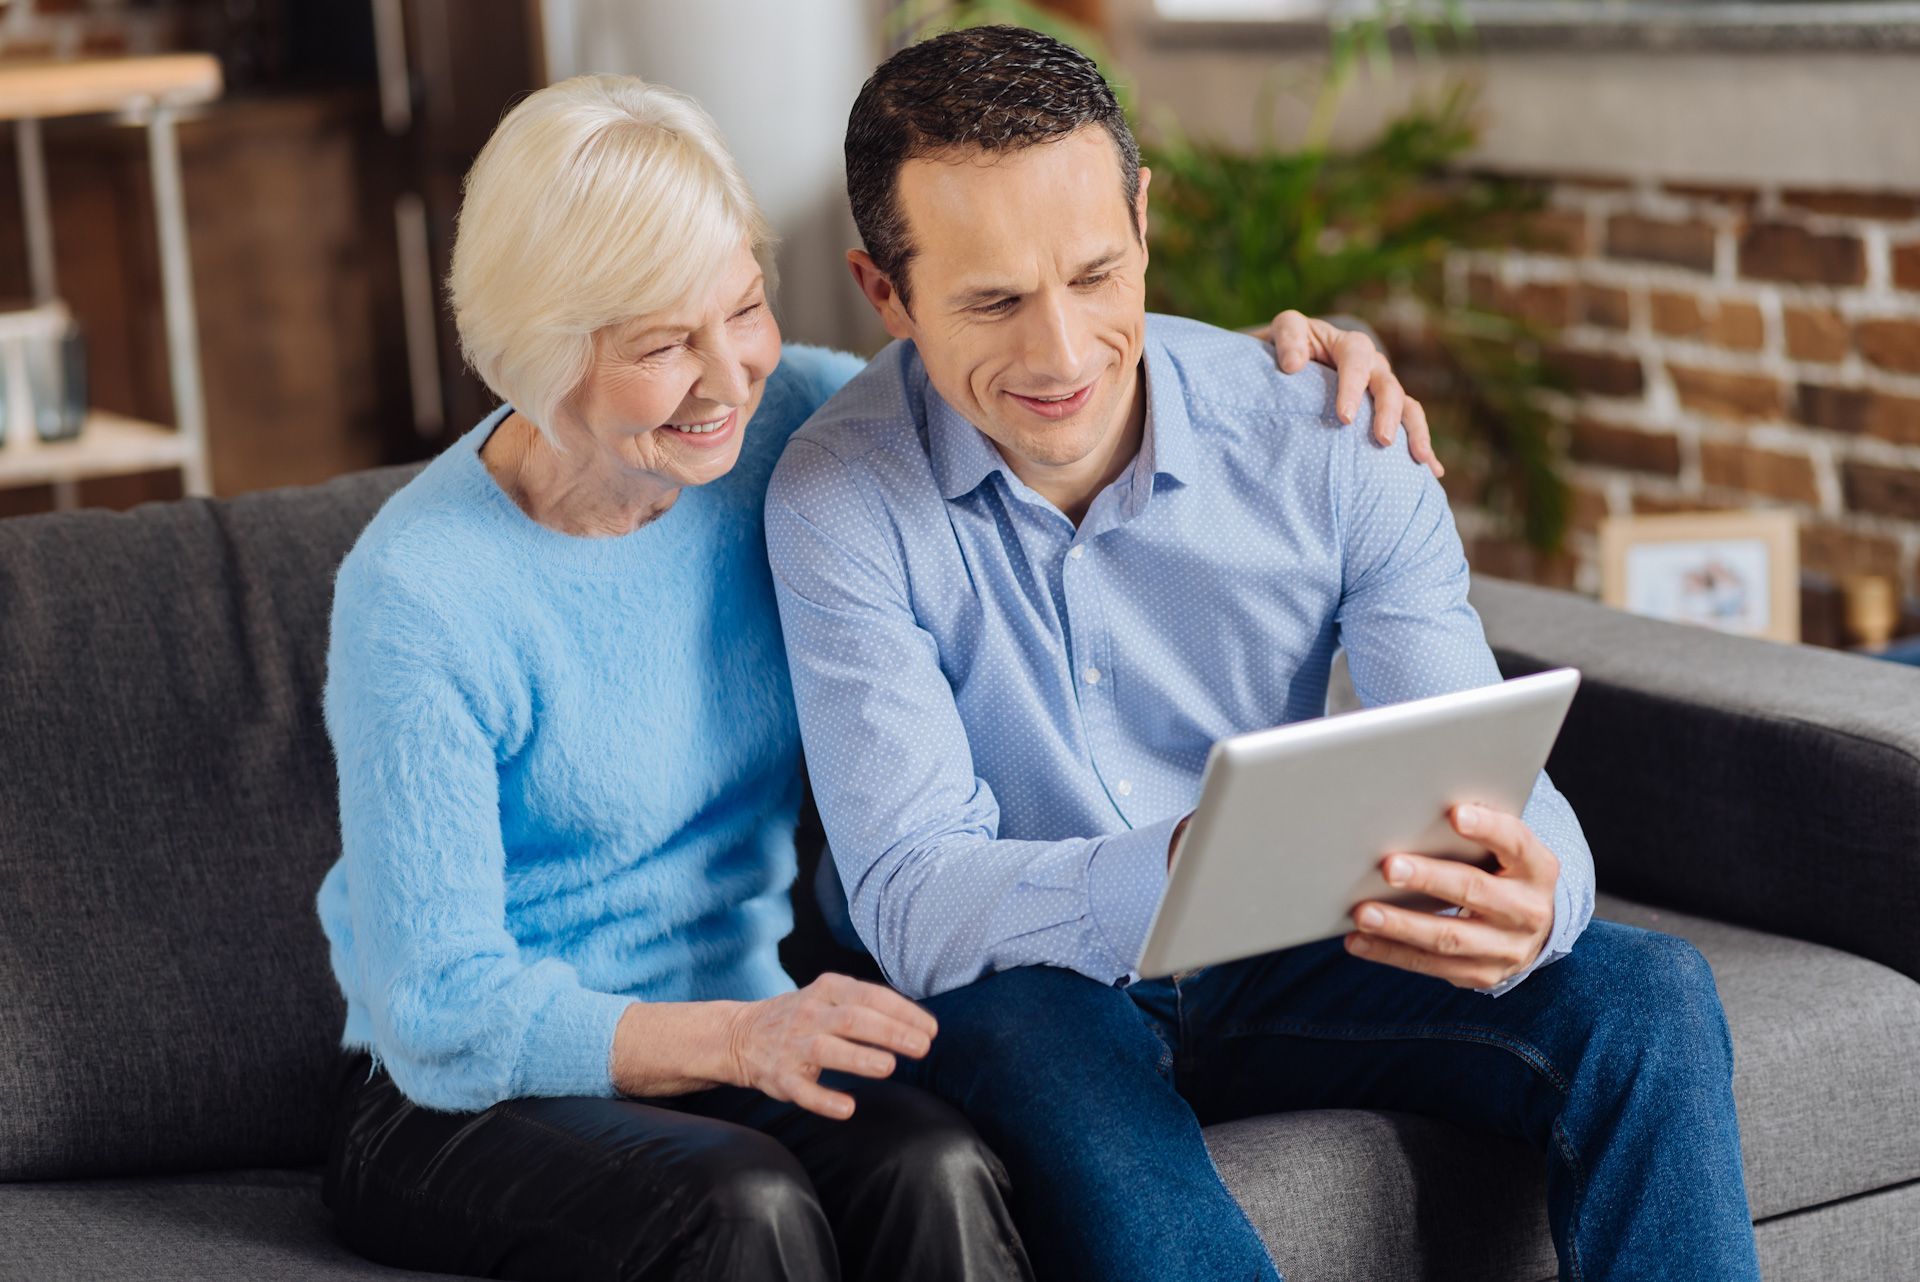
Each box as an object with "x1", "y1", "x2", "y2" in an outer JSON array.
[{"x1": 765, "y1": 314, "x2": 1594, "y2": 1001}]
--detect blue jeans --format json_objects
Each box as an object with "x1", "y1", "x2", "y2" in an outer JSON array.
[{"x1": 899, "y1": 920, "x2": 1760, "y2": 1282}]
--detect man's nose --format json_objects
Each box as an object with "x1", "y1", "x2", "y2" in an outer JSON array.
[{"x1": 1020, "y1": 290, "x2": 1086, "y2": 384}]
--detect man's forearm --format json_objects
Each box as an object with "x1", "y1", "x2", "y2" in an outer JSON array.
[{"x1": 847, "y1": 816, "x2": 1180, "y2": 999}]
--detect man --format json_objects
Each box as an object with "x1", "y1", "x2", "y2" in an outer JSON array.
[{"x1": 765, "y1": 25, "x2": 1759, "y2": 1282}]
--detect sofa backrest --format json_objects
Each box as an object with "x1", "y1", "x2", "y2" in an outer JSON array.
[
  {"x1": 1470, "y1": 574, "x2": 1920, "y2": 986},
  {"x1": 0, "y1": 466, "x2": 418, "y2": 1180}
]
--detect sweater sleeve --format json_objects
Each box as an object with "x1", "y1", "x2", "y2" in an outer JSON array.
[{"x1": 324, "y1": 559, "x2": 633, "y2": 1112}]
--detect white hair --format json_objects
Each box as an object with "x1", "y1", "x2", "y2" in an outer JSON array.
[{"x1": 448, "y1": 74, "x2": 776, "y2": 437}]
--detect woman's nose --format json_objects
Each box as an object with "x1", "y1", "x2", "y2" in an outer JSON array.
[{"x1": 694, "y1": 336, "x2": 752, "y2": 407}]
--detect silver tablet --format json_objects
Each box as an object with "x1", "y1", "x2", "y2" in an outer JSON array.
[{"x1": 1135, "y1": 667, "x2": 1581, "y2": 979}]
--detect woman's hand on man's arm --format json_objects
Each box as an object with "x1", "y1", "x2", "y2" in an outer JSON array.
[
  {"x1": 609, "y1": 973, "x2": 936, "y2": 1119},
  {"x1": 1267, "y1": 309, "x2": 1443, "y2": 479}
]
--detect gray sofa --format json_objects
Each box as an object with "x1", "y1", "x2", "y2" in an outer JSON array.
[{"x1": 2, "y1": 464, "x2": 1916, "y2": 1282}]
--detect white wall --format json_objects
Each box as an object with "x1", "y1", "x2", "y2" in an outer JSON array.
[
  {"x1": 541, "y1": 0, "x2": 887, "y2": 352},
  {"x1": 1109, "y1": 0, "x2": 1920, "y2": 188}
]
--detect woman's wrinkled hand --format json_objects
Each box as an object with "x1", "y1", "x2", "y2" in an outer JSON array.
[
  {"x1": 725, "y1": 972, "x2": 937, "y2": 1119},
  {"x1": 1268, "y1": 309, "x2": 1443, "y2": 479}
]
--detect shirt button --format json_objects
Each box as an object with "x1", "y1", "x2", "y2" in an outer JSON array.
[
  {"x1": 1068, "y1": 545, "x2": 1085, "y2": 560},
  {"x1": 1117, "y1": 780, "x2": 1133, "y2": 796},
  {"x1": 1083, "y1": 666, "x2": 1102, "y2": 685}
]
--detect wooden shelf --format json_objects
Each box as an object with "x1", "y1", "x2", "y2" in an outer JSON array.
[
  {"x1": 0, "y1": 56, "x2": 221, "y2": 123},
  {"x1": 0, "y1": 410, "x2": 196, "y2": 488},
  {"x1": 0, "y1": 56, "x2": 222, "y2": 511}
]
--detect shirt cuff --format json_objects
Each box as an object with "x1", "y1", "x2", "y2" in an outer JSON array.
[
  {"x1": 1478, "y1": 872, "x2": 1577, "y2": 998},
  {"x1": 1087, "y1": 815, "x2": 1179, "y2": 984},
  {"x1": 510, "y1": 984, "x2": 635, "y2": 1099}
]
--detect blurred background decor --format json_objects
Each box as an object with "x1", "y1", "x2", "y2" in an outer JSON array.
[
  {"x1": 0, "y1": 0, "x2": 542, "y2": 514},
  {"x1": 1093, "y1": 0, "x2": 1920, "y2": 652},
  {"x1": 0, "y1": 0, "x2": 1916, "y2": 654},
  {"x1": 0, "y1": 301, "x2": 87, "y2": 445},
  {"x1": 0, "y1": 53, "x2": 222, "y2": 507},
  {"x1": 1600, "y1": 509, "x2": 1801, "y2": 642}
]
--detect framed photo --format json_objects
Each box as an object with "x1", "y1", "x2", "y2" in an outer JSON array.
[{"x1": 1599, "y1": 510, "x2": 1800, "y2": 643}]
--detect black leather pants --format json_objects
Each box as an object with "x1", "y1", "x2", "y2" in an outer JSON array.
[{"x1": 323, "y1": 1052, "x2": 1034, "y2": 1282}]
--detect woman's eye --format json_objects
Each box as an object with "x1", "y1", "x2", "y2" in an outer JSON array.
[
  {"x1": 731, "y1": 302, "x2": 763, "y2": 320},
  {"x1": 637, "y1": 343, "x2": 681, "y2": 363}
]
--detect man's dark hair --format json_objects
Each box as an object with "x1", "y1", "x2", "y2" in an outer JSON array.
[{"x1": 845, "y1": 24, "x2": 1141, "y2": 311}]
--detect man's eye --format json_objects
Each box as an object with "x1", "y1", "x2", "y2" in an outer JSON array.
[
  {"x1": 975, "y1": 297, "x2": 1018, "y2": 316},
  {"x1": 1077, "y1": 273, "x2": 1111, "y2": 288}
]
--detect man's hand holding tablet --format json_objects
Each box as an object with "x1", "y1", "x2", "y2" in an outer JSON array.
[
  {"x1": 1345, "y1": 802, "x2": 1560, "y2": 991},
  {"x1": 1135, "y1": 669, "x2": 1581, "y2": 984}
]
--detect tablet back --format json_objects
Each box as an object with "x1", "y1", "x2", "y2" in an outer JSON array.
[{"x1": 1136, "y1": 668, "x2": 1580, "y2": 978}]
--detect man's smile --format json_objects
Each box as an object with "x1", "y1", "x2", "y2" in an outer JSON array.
[{"x1": 1005, "y1": 380, "x2": 1097, "y2": 420}]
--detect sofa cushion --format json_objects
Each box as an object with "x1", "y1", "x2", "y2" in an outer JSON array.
[
  {"x1": 1206, "y1": 893, "x2": 1920, "y2": 1279},
  {"x1": 1599, "y1": 897, "x2": 1920, "y2": 1218},
  {"x1": 0, "y1": 1168, "x2": 468, "y2": 1281},
  {"x1": 1209, "y1": 1107, "x2": 1555, "y2": 1281},
  {"x1": 0, "y1": 467, "x2": 419, "y2": 1180}
]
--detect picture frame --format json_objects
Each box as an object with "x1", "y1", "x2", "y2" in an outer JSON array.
[{"x1": 1599, "y1": 510, "x2": 1800, "y2": 643}]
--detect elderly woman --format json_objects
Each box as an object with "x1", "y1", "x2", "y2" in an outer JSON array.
[{"x1": 316, "y1": 73, "x2": 1433, "y2": 1282}]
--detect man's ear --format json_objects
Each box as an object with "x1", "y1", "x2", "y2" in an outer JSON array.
[
  {"x1": 847, "y1": 250, "x2": 915, "y2": 341},
  {"x1": 1134, "y1": 166, "x2": 1152, "y2": 267}
]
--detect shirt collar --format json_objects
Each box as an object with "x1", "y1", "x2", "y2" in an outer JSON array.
[
  {"x1": 926, "y1": 373, "x2": 1005, "y2": 502},
  {"x1": 1138, "y1": 332, "x2": 1196, "y2": 490},
  {"x1": 921, "y1": 325, "x2": 1196, "y2": 506}
]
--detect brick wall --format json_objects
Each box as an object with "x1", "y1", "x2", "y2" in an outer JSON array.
[{"x1": 1442, "y1": 177, "x2": 1920, "y2": 643}]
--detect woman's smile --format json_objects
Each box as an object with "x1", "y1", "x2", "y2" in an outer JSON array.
[{"x1": 659, "y1": 408, "x2": 739, "y2": 446}]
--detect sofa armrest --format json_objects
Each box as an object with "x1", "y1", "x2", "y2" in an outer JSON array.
[{"x1": 1469, "y1": 576, "x2": 1920, "y2": 984}]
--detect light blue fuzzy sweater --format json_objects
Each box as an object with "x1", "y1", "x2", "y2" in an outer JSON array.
[{"x1": 316, "y1": 344, "x2": 864, "y2": 1113}]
